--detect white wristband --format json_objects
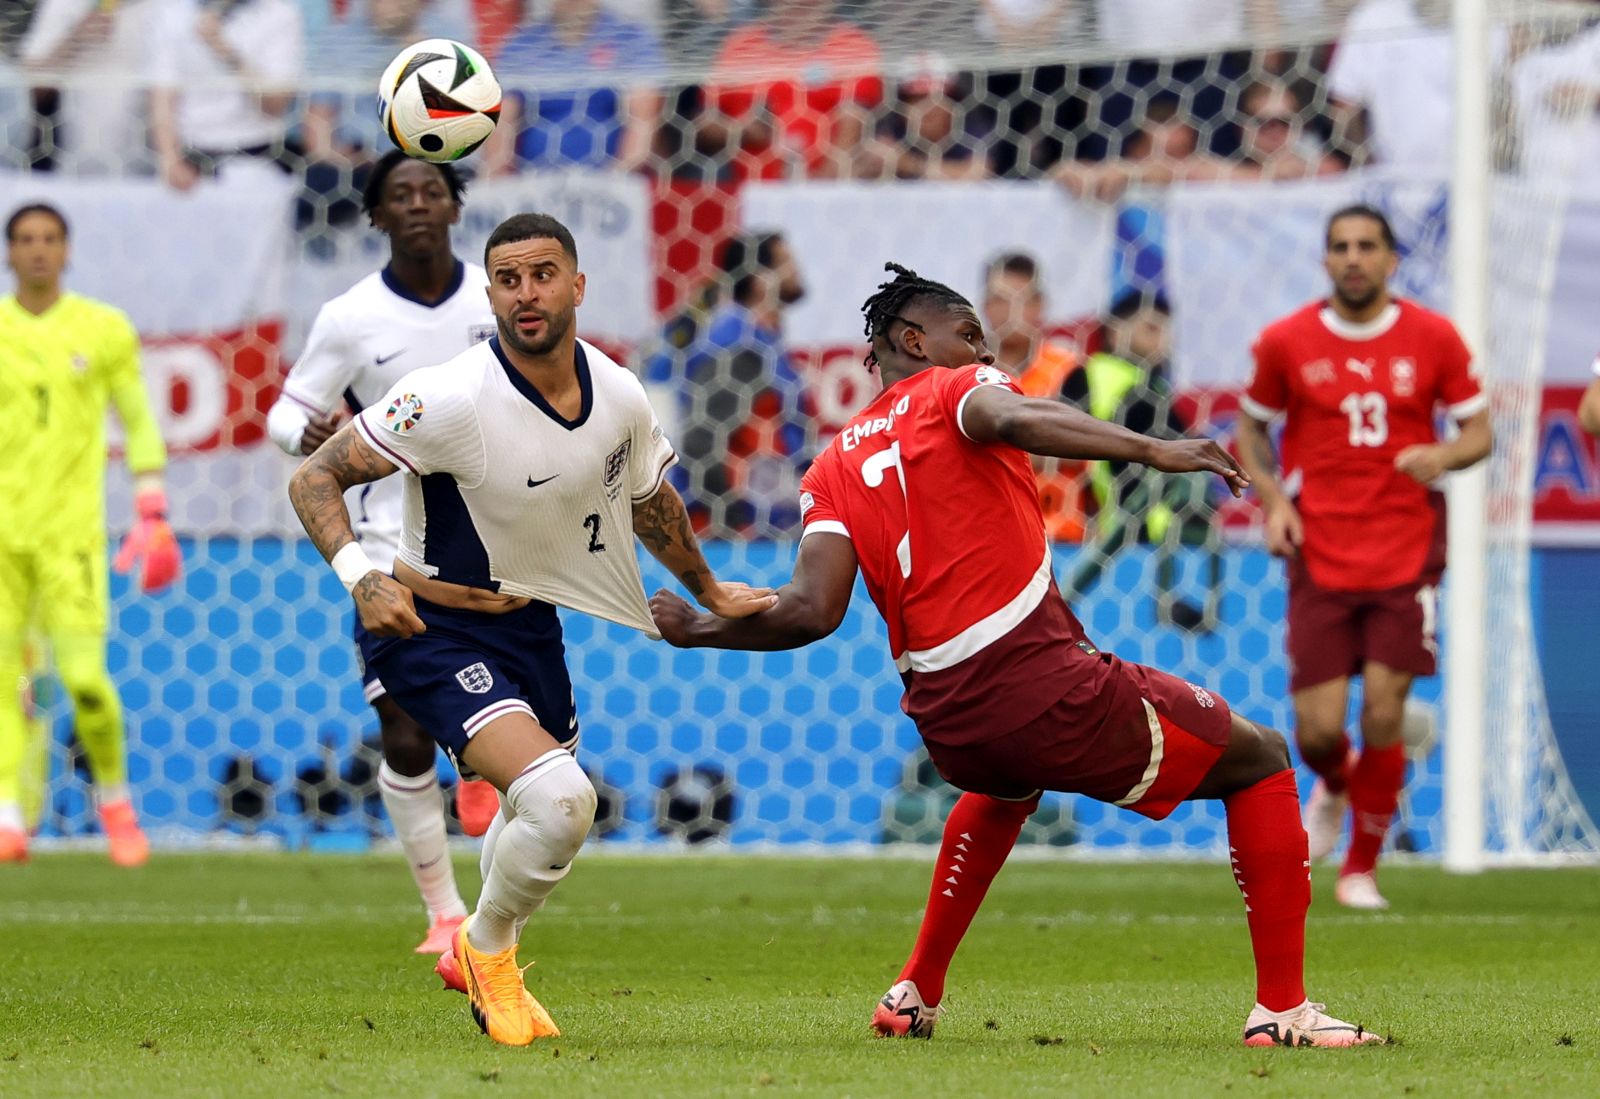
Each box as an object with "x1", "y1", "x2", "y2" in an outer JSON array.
[{"x1": 331, "y1": 542, "x2": 378, "y2": 594}]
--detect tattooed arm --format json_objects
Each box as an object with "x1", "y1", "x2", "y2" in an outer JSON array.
[
  {"x1": 630, "y1": 483, "x2": 776, "y2": 619},
  {"x1": 287, "y1": 422, "x2": 426, "y2": 637}
]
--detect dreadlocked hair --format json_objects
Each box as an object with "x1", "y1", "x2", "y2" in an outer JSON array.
[{"x1": 860, "y1": 262, "x2": 971, "y2": 368}]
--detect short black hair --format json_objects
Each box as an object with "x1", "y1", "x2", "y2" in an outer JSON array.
[
  {"x1": 484, "y1": 212, "x2": 578, "y2": 268},
  {"x1": 984, "y1": 251, "x2": 1039, "y2": 291},
  {"x1": 361, "y1": 151, "x2": 467, "y2": 223},
  {"x1": 718, "y1": 231, "x2": 783, "y2": 306},
  {"x1": 1108, "y1": 287, "x2": 1171, "y2": 322},
  {"x1": 860, "y1": 261, "x2": 973, "y2": 367},
  {"x1": 1326, "y1": 203, "x2": 1397, "y2": 250},
  {"x1": 6, "y1": 202, "x2": 68, "y2": 242}
]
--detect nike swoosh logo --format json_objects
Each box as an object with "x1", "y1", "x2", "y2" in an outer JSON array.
[
  {"x1": 527, "y1": 475, "x2": 559, "y2": 488},
  {"x1": 374, "y1": 350, "x2": 405, "y2": 365}
]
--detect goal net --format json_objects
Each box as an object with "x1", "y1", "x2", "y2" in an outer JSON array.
[{"x1": 4, "y1": 0, "x2": 1595, "y2": 860}]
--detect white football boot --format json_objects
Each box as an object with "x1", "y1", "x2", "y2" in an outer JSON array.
[
  {"x1": 1304, "y1": 778, "x2": 1349, "y2": 862},
  {"x1": 1335, "y1": 871, "x2": 1390, "y2": 910},
  {"x1": 871, "y1": 980, "x2": 943, "y2": 1039},
  {"x1": 1243, "y1": 1000, "x2": 1386, "y2": 1047}
]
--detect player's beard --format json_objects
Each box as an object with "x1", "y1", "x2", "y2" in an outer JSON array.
[
  {"x1": 1333, "y1": 282, "x2": 1383, "y2": 312},
  {"x1": 499, "y1": 305, "x2": 572, "y2": 358}
]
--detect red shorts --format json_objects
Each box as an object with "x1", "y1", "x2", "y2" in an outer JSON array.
[
  {"x1": 922, "y1": 649, "x2": 1233, "y2": 821},
  {"x1": 1285, "y1": 557, "x2": 1440, "y2": 693}
]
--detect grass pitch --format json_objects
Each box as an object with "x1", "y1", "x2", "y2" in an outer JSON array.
[{"x1": 2, "y1": 853, "x2": 1597, "y2": 1098}]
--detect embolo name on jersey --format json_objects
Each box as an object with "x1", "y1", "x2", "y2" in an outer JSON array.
[
  {"x1": 281, "y1": 261, "x2": 495, "y2": 565},
  {"x1": 355, "y1": 337, "x2": 678, "y2": 637}
]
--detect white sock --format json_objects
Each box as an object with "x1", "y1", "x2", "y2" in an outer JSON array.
[
  {"x1": 0, "y1": 802, "x2": 22, "y2": 831},
  {"x1": 469, "y1": 750, "x2": 595, "y2": 953},
  {"x1": 378, "y1": 762, "x2": 468, "y2": 922}
]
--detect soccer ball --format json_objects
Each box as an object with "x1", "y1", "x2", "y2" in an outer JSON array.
[{"x1": 377, "y1": 39, "x2": 502, "y2": 163}]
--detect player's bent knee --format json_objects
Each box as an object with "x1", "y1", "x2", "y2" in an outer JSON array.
[
  {"x1": 1254, "y1": 723, "x2": 1293, "y2": 773},
  {"x1": 374, "y1": 698, "x2": 436, "y2": 775},
  {"x1": 506, "y1": 749, "x2": 596, "y2": 867}
]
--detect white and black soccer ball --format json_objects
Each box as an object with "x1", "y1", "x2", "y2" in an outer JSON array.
[{"x1": 377, "y1": 39, "x2": 501, "y2": 163}]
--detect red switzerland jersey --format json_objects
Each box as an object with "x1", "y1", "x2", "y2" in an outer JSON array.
[
  {"x1": 1245, "y1": 299, "x2": 1485, "y2": 591},
  {"x1": 799, "y1": 364, "x2": 1052, "y2": 674}
]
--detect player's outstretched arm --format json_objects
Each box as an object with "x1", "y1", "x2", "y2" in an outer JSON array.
[
  {"x1": 962, "y1": 385, "x2": 1249, "y2": 497},
  {"x1": 288, "y1": 422, "x2": 424, "y2": 638},
  {"x1": 631, "y1": 483, "x2": 777, "y2": 618},
  {"x1": 650, "y1": 532, "x2": 858, "y2": 651}
]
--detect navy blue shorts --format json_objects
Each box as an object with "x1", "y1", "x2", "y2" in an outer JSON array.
[
  {"x1": 365, "y1": 595, "x2": 578, "y2": 766},
  {"x1": 352, "y1": 615, "x2": 386, "y2": 704}
]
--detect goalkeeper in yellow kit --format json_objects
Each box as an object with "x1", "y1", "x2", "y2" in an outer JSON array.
[{"x1": 0, "y1": 203, "x2": 180, "y2": 866}]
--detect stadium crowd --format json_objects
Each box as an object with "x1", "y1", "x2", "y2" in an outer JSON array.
[{"x1": 0, "y1": 1, "x2": 1595, "y2": 189}]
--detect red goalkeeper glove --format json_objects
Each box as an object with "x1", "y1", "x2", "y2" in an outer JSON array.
[{"x1": 113, "y1": 489, "x2": 182, "y2": 593}]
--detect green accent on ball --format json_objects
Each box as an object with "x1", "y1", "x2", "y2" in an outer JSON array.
[{"x1": 450, "y1": 43, "x2": 477, "y2": 91}]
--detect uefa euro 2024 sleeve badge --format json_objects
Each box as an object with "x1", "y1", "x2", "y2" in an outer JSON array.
[{"x1": 384, "y1": 393, "x2": 424, "y2": 433}]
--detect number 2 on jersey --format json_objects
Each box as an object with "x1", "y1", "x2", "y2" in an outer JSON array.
[
  {"x1": 860, "y1": 441, "x2": 912, "y2": 578},
  {"x1": 1339, "y1": 392, "x2": 1388, "y2": 447},
  {"x1": 583, "y1": 512, "x2": 605, "y2": 553}
]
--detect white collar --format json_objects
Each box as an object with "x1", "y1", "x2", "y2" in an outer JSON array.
[{"x1": 1319, "y1": 302, "x2": 1401, "y2": 341}]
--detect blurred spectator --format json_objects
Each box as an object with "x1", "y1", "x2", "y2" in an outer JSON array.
[
  {"x1": 642, "y1": 230, "x2": 810, "y2": 535},
  {"x1": 1510, "y1": 19, "x2": 1600, "y2": 189},
  {"x1": 1053, "y1": 94, "x2": 1201, "y2": 201},
  {"x1": 981, "y1": 252, "x2": 1087, "y2": 542},
  {"x1": 148, "y1": 0, "x2": 305, "y2": 192},
  {"x1": 1073, "y1": 0, "x2": 1287, "y2": 164},
  {"x1": 19, "y1": 0, "x2": 158, "y2": 174},
  {"x1": 469, "y1": 0, "x2": 523, "y2": 58},
  {"x1": 484, "y1": 0, "x2": 665, "y2": 172},
  {"x1": 1327, "y1": 0, "x2": 1455, "y2": 172},
  {"x1": 702, "y1": 0, "x2": 881, "y2": 181},
  {"x1": 852, "y1": 64, "x2": 994, "y2": 181},
  {"x1": 1231, "y1": 78, "x2": 1344, "y2": 178},
  {"x1": 663, "y1": 0, "x2": 753, "y2": 63},
  {"x1": 302, "y1": 0, "x2": 472, "y2": 167},
  {"x1": 1063, "y1": 289, "x2": 1214, "y2": 628},
  {"x1": 1056, "y1": 81, "x2": 1341, "y2": 200}
]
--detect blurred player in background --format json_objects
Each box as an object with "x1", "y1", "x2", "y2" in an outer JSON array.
[
  {"x1": 651, "y1": 263, "x2": 1384, "y2": 1049},
  {"x1": 268, "y1": 151, "x2": 500, "y2": 955},
  {"x1": 1235, "y1": 205, "x2": 1492, "y2": 910},
  {"x1": 290, "y1": 213, "x2": 774, "y2": 1046},
  {"x1": 0, "y1": 202, "x2": 180, "y2": 866},
  {"x1": 980, "y1": 251, "x2": 1086, "y2": 542}
]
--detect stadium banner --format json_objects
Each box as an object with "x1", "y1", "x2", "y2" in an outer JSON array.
[
  {"x1": 739, "y1": 180, "x2": 1116, "y2": 348},
  {"x1": 1532, "y1": 385, "x2": 1600, "y2": 540}
]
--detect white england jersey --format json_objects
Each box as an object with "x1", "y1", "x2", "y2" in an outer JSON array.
[
  {"x1": 354, "y1": 337, "x2": 678, "y2": 636},
  {"x1": 268, "y1": 261, "x2": 495, "y2": 565}
]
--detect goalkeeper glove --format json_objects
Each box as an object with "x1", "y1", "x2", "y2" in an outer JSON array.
[{"x1": 114, "y1": 488, "x2": 182, "y2": 593}]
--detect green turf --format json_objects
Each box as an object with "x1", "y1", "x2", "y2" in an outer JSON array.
[{"x1": 2, "y1": 853, "x2": 1597, "y2": 1098}]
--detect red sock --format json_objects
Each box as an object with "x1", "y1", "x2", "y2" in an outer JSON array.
[
  {"x1": 1301, "y1": 731, "x2": 1352, "y2": 795},
  {"x1": 1341, "y1": 743, "x2": 1405, "y2": 877},
  {"x1": 1225, "y1": 769, "x2": 1310, "y2": 1012},
  {"x1": 898, "y1": 791, "x2": 1036, "y2": 1006}
]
